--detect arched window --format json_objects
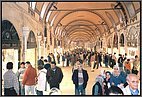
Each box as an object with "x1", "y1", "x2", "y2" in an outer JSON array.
[
  {"x1": 107, "y1": 38, "x2": 111, "y2": 48},
  {"x1": 2, "y1": 20, "x2": 20, "y2": 49},
  {"x1": 113, "y1": 33, "x2": 118, "y2": 48},
  {"x1": 126, "y1": 26, "x2": 138, "y2": 47},
  {"x1": 120, "y1": 33, "x2": 124, "y2": 46},
  {"x1": 27, "y1": 31, "x2": 37, "y2": 49}
]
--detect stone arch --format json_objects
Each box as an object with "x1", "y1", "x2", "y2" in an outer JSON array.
[
  {"x1": 2, "y1": 20, "x2": 20, "y2": 49},
  {"x1": 27, "y1": 31, "x2": 37, "y2": 49}
]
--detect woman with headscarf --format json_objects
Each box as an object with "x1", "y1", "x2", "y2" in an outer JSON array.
[
  {"x1": 92, "y1": 75, "x2": 104, "y2": 95},
  {"x1": 110, "y1": 65, "x2": 126, "y2": 89}
]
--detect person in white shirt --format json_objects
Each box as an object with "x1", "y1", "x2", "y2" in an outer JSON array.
[
  {"x1": 16, "y1": 62, "x2": 26, "y2": 95},
  {"x1": 122, "y1": 74, "x2": 140, "y2": 95},
  {"x1": 3, "y1": 62, "x2": 19, "y2": 95},
  {"x1": 36, "y1": 65, "x2": 47, "y2": 95}
]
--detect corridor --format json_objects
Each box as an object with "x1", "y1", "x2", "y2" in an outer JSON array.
[
  {"x1": 1, "y1": 1, "x2": 141, "y2": 96},
  {"x1": 58, "y1": 65, "x2": 112, "y2": 95}
]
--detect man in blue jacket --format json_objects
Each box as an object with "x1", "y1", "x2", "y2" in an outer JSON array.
[{"x1": 72, "y1": 61, "x2": 89, "y2": 95}]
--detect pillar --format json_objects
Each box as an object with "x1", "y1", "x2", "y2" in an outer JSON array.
[
  {"x1": 118, "y1": 32, "x2": 120, "y2": 54},
  {"x1": 22, "y1": 27, "x2": 29, "y2": 62},
  {"x1": 44, "y1": 37, "x2": 47, "y2": 58},
  {"x1": 37, "y1": 35, "x2": 42, "y2": 59}
]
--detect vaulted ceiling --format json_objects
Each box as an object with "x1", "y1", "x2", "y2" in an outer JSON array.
[{"x1": 29, "y1": 2, "x2": 140, "y2": 44}]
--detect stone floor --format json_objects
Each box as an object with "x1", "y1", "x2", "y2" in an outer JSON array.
[
  {"x1": 57, "y1": 65, "x2": 112, "y2": 95},
  {"x1": 2, "y1": 64, "x2": 113, "y2": 95}
]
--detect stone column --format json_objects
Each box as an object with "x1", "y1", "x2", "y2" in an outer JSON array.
[
  {"x1": 37, "y1": 35, "x2": 42, "y2": 59},
  {"x1": 111, "y1": 36, "x2": 113, "y2": 54},
  {"x1": 124, "y1": 30, "x2": 128, "y2": 54},
  {"x1": 22, "y1": 27, "x2": 29, "y2": 62},
  {"x1": 137, "y1": 28, "x2": 140, "y2": 56},
  {"x1": 118, "y1": 32, "x2": 120, "y2": 54},
  {"x1": 44, "y1": 37, "x2": 47, "y2": 58}
]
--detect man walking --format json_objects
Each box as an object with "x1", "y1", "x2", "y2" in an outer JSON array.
[
  {"x1": 16, "y1": 62, "x2": 26, "y2": 95},
  {"x1": 22, "y1": 61, "x2": 37, "y2": 95},
  {"x1": 72, "y1": 61, "x2": 89, "y2": 95},
  {"x1": 46, "y1": 61, "x2": 63, "y2": 89}
]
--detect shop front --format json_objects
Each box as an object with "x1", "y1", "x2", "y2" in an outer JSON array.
[
  {"x1": 2, "y1": 20, "x2": 21, "y2": 77},
  {"x1": 26, "y1": 31, "x2": 37, "y2": 68}
]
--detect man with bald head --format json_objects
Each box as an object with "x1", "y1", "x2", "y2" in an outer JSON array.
[{"x1": 122, "y1": 74, "x2": 140, "y2": 95}]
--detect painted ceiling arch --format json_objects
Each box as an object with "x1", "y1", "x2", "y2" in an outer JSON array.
[
  {"x1": 66, "y1": 30, "x2": 95, "y2": 41},
  {"x1": 64, "y1": 28, "x2": 96, "y2": 38},
  {"x1": 29, "y1": 1, "x2": 140, "y2": 44},
  {"x1": 52, "y1": 10, "x2": 111, "y2": 37},
  {"x1": 57, "y1": 19, "x2": 102, "y2": 37}
]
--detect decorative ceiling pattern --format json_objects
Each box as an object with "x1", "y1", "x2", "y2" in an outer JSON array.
[{"x1": 29, "y1": 2, "x2": 140, "y2": 44}]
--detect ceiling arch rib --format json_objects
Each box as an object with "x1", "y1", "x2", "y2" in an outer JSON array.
[
  {"x1": 58, "y1": 19, "x2": 102, "y2": 38},
  {"x1": 44, "y1": 2, "x2": 59, "y2": 23},
  {"x1": 36, "y1": 2, "x2": 135, "y2": 34},
  {"x1": 60, "y1": 19, "x2": 98, "y2": 31},
  {"x1": 111, "y1": 4, "x2": 123, "y2": 24},
  {"x1": 50, "y1": 11, "x2": 60, "y2": 26},
  {"x1": 65, "y1": 27, "x2": 95, "y2": 36},
  {"x1": 68, "y1": 35, "x2": 91, "y2": 43},
  {"x1": 42, "y1": 2, "x2": 54, "y2": 23},
  {"x1": 64, "y1": 28, "x2": 97, "y2": 41},
  {"x1": 67, "y1": 35, "x2": 94, "y2": 43},
  {"x1": 27, "y1": 1, "x2": 140, "y2": 50},
  {"x1": 52, "y1": 10, "x2": 109, "y2": 37},
  {"x1": 48, "y1": 5, "x2": 117, "y2": 28},
  {"x1": 60, "y1": 25, "x2": 97, "y2": 38},
  {"x1": 56, "y1": 26, "x2": 96, "y2": 40},
  {"x1": 106, "y1": 11, "x2": 116, "y2": 28},
  {"x1": 40, "y1": 3, "x2": 49, "y2": 18},
  {"x1": 35, "y1": 2, "x2": 44, "y2": 14},
  {"x1": 66, "y1": 30, "x2": 95, "y2": 40},
  {"x1": 55, "y1": 27, "x2": 95, "y2": 41},
  {"x1": 67, "y1": 32, "x2": 92, "y2": 39},
  {"x1": 69, "y1": 36, "x2": 90, "y2": 42},
  {"x1": 66, "y1": 31, "x2": 96, "y2": 42}
]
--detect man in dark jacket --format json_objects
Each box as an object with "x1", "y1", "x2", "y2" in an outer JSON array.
[
  {"x1": 118, "y1": 54, "x2": 124, "y2": 72},
  {"x1": 44, "y1": 59, "x2": 51, "y2": 70},
  {"x1": 37, "y1": 56, "x2": 44, "y2": 66},
  {"x1": 72, "y1": 61, "x2": 89, "y2": 95},
  {"x1": 46, "y1": 62, "x2": 63, "y2": 89}
]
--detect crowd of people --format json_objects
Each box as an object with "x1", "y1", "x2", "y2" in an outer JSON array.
[{"x1": 2, "y1": 49, "x2": 140, "y2": 95}]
